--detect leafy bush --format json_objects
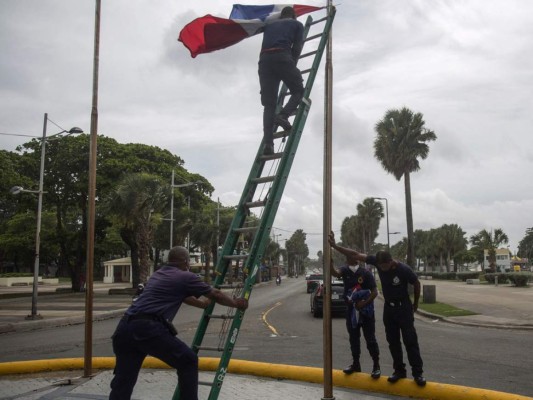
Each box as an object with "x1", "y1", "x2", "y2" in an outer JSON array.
[
  {"x1": 484, "y1": 273, "x2": 509, "y2": 284},
  {"x1": 456, "y1": 272, "x2": 481, "y2": 281},
  {"x1": 417, "y1": 271, "x2": 457, "y2": 280},
  {"x1": 0, "y1": 273, "x2": 32, "y2": 278},
  {"x1": 507, "y1": 273, "x2": 531, "y2": 287}
]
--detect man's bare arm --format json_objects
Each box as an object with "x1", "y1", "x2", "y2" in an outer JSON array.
[
  {"x1": 205, "y1": 288, "x2": 248, "y2": 310},
  {"x1": 184, "y1": 296, "x2": 211, "y2": 309},
  {"x1": 328, "y1": 231, "x2": 367, "y2": 262}
]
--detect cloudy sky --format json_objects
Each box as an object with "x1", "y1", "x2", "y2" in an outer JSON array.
[{"x1": 1, "y1": 0, "x2": 532, "y2": 258}]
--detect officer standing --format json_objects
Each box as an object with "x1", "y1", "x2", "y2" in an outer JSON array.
[
  {"x1": 328, "y1": 248, "x2": 381, "y2": 379},
  {"x1": 328, "y1": 232, "x2": 426, "y2": 387},
  {"x1": 109, "y1": 246, "x2": 249, "y2": 400}
]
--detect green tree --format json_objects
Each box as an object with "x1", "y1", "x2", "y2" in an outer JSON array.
[
  {"x1": 374, "y1": 107, "x2": 437, "y2": 268},
  {"x1": 439, "y1": 224, "x2": 467, "y2": 272},
  {"x1": 518, "y1": 228, "x2": 533, "y2": 262},
  {"x1": 285, "y1": 229, "x2": 309, "y2": 277},
  {"x1": 356, "y1": 197, "x2": 384, "y2": 253},
  {"x1": 470, "y1": 228, "x2": 509, "y2": 271},
  {"x1": 105, "y1": 173, "x2": 169, "y2": 285},
  {"x1": 9, "y1": 134, "x2": 205, "y2": 289},
  {"x1": 340, "y1": 215, "x2": 362, "y2": 250},
  {"x1": 0, "y1": 211, "x2": 57, "y2": 273},
  {"x1": 390, "y1": 237, "x2": 407, "y2": 262}
]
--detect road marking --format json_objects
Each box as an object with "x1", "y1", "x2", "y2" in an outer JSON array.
[{"x1": 262, "y1": 301, "x2": 282, "y2": 336}]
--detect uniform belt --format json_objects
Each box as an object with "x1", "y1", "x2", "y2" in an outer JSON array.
[
  {"x1": 261, "y1": 47, "x2": 285, "y2": 54},
  {"x1": 125, "y1": 313, "x2": 163, "y2": 322},
  {"x1": 386, "y1": 299, "x2": 406, "y2": 307}
]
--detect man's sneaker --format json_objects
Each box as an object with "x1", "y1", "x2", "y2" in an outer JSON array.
[
  {"x1": 387, "y1": 371, "x2": 407, "y2": 383},
  {"x1": 275, "y1": 114, "x2": 292, "y2": 131},
  {"x1": 414, "y1": 375, "x2": 427, "y2": 387},
  {"x1": 342, "y1": 364, "x2": 361, "y2": 374},
  {"x1": 371, "y1": 366, "x2": 381, "y2": 379},
  {"x1": 263, "y1": 144, "x2": 274, "y2": 155}
]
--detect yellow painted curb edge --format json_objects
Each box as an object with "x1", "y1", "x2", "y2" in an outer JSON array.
[{"x1": 0, "y1": 357, "x2": 530, "y2": 400}]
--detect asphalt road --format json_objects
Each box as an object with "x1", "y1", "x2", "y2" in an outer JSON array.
[{"x1": 1, "y1": 278, "x2": 532, "y2": 397}]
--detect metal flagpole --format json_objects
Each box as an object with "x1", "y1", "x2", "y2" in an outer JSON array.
[
  {"x1": 322, "y1": 0, "x2": 334, "y2": 399},
  {"x1": 84, "y1": 0, "x2": 101, "y2": 378}
]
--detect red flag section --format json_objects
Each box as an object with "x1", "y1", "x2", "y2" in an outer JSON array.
[{"x1": 178, "y1": 4, "x2": 323, "y2": 58}]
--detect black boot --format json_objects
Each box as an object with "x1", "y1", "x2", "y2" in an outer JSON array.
[
  {"x1": 387, "y1": 370, "x2": 407, "y2": 383},
  {"x1": 342, "y1": 362, "x2": 361, "y2": 374},
  {"x1": 275, "y1": 114, "x2": 292, "y2": 131},
  {"x1": 414, "y1": 375, "x2": 427, "y2": 386},
  {"x1": 371, "y1": 364, "x2": 381, "y2": 379}
]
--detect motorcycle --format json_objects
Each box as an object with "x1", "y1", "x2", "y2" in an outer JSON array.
[
  {"x1": 132, "y1": 283, "x2": 144, "y2": 303},
  {"x1": 276, "y1": 275, "x2": 281, "y2": 286}
]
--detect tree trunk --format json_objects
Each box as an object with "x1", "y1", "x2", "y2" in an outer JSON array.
[
  {"x1": 120, "y1": 227, "x2": 139, "y2": 287},
  {"x1": 404, "y1": 172, "x2": 416, "y2": 268},
  {"x1": 137, "y1": 228, "x2": 151, "y2": 284}
]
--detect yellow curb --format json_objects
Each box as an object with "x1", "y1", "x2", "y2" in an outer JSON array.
[{"x1": 0, "y1": 357, "x2": 531, "y2": 400}]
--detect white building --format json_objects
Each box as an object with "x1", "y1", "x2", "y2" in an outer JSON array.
[{"x1": 483, "y1": 248, "x2": 511, "y2": 272}]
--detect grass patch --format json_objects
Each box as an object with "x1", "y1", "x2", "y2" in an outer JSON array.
[{"x1": 419, "y1": 301, "x2": 477, "y2": 317}]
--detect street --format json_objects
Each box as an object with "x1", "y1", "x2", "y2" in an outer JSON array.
[{"x1": 1, "y1": 278, "x2": 532, "y2": 397}]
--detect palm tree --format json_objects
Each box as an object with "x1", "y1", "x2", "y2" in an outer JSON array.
[
  {"x1": 439, "y1": 224, "x2": 467, "y2": 272},
  {"x1": 374, "y1": 107, "x2": 437, "y2": 268},
  {"x1": 106, "y1": 173, "x2": 169, "y2": 285},
  {"x1": 356, "y1": 198, "x2": 384, "y2": 253},
  {"x1": 470, "y1": 228, "x2": 509, "y2": 271}
]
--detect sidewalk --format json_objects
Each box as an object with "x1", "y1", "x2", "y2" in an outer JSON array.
[
  {"x1": 415, "y1": 278, "x2": 533, "y2": 330},
  {"x1": 0, "y1": 369, "x2": 406, "y2": 400},
  {"x1": 0, "y1": 279, "x2": 532, "y2": 400}
]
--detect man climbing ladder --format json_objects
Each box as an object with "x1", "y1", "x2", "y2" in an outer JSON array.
[{"x1": 259, "y1": 6, "x2": 305, "y2": 155}]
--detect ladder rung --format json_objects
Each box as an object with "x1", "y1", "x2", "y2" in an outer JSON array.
[
  {"x1": 208, "y1": 314, "x2": 235, "y2": 320},
  {"x1": 216, "y1": 283, "x2": 244, "y2": 289},
  {"x1": 273, "y1": 130, "x2": 290, "y2": 140},
  {"x1": 233, "y1": 226, "x2": 258, "y2": 234},
  {"x1": 301, "y1": 68, "x2": 312, "y2": 75},
  {"x1": 304, "y1": 33, "x2": 322, "y2": 42},
  {"x1": 224, "y1": 254, "x2": 249, "y2": 260},
  {"x1": 310, "y1": 15, "x2": 328, "y2": 25},
  {"x1": 259, "y1": 153, "x2": 283, "y2": 161},
  {"x1": 245, "y1": 200, "x2": 266, "y2": 208},
  {"x1": 251, "y1": 176, "x2": 275, "y2": 184},
  {"x1": 199, "y1": 381, "x2": 213, "y2": 387},
  {"x1": 196, "y1": 345, "x2": 224, "y2": 352},
  {"x1": 300, "y1": 50, "x2": 318, "y2": 59}
]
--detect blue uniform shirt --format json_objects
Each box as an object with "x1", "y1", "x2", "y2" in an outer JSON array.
[
  {"x1": 366, "y1": 255, "x2": 418, "y2": 302},
  {"x1": 261, "y1": 18, "x2": 304, "y2": 60},
  {"x1": 338, "y1": 265, "x2": 376, "y2": 301},
  {"x1": 126, "y1": 265, "x2": 211, "y2": 321}
]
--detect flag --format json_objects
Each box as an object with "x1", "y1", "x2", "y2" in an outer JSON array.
[{"x1": 178, "y1": 4, "x2": 323, "y2": 58}]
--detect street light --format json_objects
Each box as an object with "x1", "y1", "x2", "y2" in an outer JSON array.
[
  {"x1": 168, "y1": 169, "x2": 201, "y2": 249},
  {"x1": 371, "y1": 197, "x2": 390, "y2": 250},
  {"x1": 9, "y1": 112, "x2": 83, "y2": 320}
]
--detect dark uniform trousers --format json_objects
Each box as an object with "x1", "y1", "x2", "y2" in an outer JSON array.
[
  {"x1": 345, "y1": 307, "x2": 380, "y2": 365},
  {"x1": 109, "y1": 318, "x2": 198, "y2": 400},
  {"x1": 258, "y1": 50, "x2": 304, "y2": 145},
  {"x1": 383, "y1": 301, "x2": 423, "y2": 376}
]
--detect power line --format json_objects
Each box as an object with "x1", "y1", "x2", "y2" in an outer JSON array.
[{"x1": 0, "y1": 132, "x2": 40, "y2": 138}]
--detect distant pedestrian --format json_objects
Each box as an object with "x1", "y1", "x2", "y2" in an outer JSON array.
[
  {"x1": 258, "y1": 6, "x2": 304, "y2": 155},
  {"x1": 328, "y1": 231, "x2": 426, "y2": 387},
  {"x1": 329, "y1": 248, "x2": 381, "y2": 379},
  {"x1": 109, "y1": 246, "x2": 248, "y2": 400}
]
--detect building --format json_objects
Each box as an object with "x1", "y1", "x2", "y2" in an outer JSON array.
[{"x1": 483, "y1": 248, "x2": 511, "y2": 272}]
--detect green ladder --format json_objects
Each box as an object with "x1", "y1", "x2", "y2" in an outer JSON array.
[{"x1": 173, "y1": 7, "x2": 335, "y2": 400}]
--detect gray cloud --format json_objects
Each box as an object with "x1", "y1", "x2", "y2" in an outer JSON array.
[{"x1": 1, "y1": 0, "x2": 532, "y2": 256}]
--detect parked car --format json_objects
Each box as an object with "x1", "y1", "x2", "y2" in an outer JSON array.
[
  {"x1": 306, "y1": 274, "x2": 323, "y2": 293},
  {"x1": 310, "y1": 280, "x2": 346, "y2": 318}
]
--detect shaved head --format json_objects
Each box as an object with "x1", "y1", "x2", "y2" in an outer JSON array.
[{"x1": 168, "y1": 246, "x2": 190, "y2": 270}]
